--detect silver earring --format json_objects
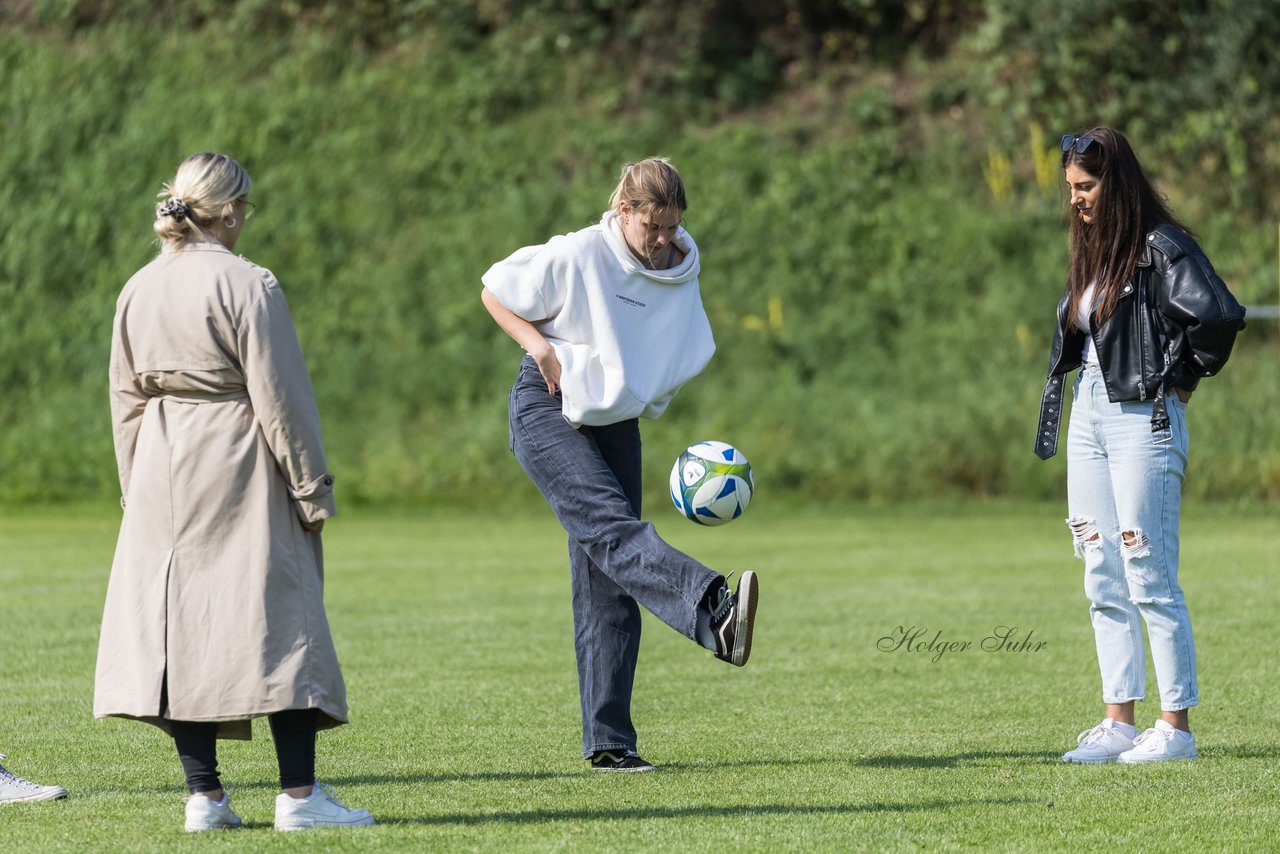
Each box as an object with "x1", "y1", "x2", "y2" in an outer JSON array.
[{"x1": 224, "y1": 217, "x2": 237, "y2": 228}]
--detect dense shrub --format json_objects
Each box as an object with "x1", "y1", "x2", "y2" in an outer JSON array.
[{"x1": 1, "y1": 3, "x2": 1275, "y2": 505}]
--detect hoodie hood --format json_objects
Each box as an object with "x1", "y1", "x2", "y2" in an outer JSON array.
[{"x1": 599, "y1": 210, "x2": 700, "y2": 284}]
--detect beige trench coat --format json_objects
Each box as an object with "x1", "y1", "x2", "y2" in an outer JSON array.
[{"x1": 94, "y1": 240, "x2": 347, "y2": 739}]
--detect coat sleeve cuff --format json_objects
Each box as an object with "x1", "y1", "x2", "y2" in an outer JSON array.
[{"x1": 290, "y1": 473, "x2": 336, "y2": 523}]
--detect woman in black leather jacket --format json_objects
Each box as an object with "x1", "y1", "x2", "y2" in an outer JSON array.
[{"x1": 1039, "y1": 127, "x2": 1245, "y2": 766}]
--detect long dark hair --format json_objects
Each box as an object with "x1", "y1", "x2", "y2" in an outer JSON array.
[{"x1": 1062, "y1": 126, "x2": 1189, "y2": 323}]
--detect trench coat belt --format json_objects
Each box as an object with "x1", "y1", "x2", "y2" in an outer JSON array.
[
  {"x1": 152, "y1": 390, "x2": 250, "y2": 404},
  {"x1": 1033, "y1": 374, "x2": 1065, "y2": 460}
]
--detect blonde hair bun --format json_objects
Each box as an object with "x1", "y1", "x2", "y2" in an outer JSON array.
[{"x1": 153, "y1": 152, "x2": 252, "y2": 250}]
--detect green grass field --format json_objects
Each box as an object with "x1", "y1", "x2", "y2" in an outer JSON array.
[{"x1": 2, "y1": 499, "x2": 1277, "y2": 851}]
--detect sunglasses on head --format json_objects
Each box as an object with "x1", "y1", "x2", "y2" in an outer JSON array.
[{"x1": 1060, "y1": 134, "x2": 1096, "y2": 154}]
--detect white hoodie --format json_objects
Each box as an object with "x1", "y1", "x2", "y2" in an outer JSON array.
[{"x1": 482, "y1": 211, "x2": 715, "y2": 427}]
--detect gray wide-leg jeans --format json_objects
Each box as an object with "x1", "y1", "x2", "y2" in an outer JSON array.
[{"x1": 508, "y1": 356, "x2": 721, "y2": 757}]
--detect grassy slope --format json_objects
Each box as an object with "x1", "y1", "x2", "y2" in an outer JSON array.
[
  {"x1": 2, "y1": 500, "x2": 1277, "y2": 850},
  {"x1": 2, "y1": 23, "x2": 1277, "y2": 503}
]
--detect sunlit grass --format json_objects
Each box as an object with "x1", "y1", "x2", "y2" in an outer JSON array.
[{"x1": 2, "y1": 500, "x2": 1277, "y2": 850}]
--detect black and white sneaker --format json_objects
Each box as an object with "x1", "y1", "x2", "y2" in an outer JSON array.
[
  {"x1": 590, "y1": 750, "x2": 657, "y2": 773},
  {"x1": 710, "y1": 571, "x2": 758, "y2": 667}
]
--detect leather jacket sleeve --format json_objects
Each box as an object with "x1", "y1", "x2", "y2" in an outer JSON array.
[{"x1": 1151, "y1": 229, "x2": 1246, "y2": 392}]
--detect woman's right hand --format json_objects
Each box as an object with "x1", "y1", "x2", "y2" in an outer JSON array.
[
  {"x1": 481, "y1": 287, "x2": 562, "y2": 395},
  {"x1": 530, "y1": 340, "x2": 562, "y2": 395}
]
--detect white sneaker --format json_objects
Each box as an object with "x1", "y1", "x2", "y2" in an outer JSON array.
[
  {"x1": 0, "y1": 754, "x2": 68, "y2": 804},
  {"x1": 275, "y1": 782, "x2": 375, "y2": 831},
  {"x1": 184, "y1": 792, "x2": 242, "y2": 832},
  {"x1": 1117, "y1": 720, "x2": 1198, "y2": 763},
  {"x1": 1061, "y1": 718, "x2": 1137, "y2": 764}
]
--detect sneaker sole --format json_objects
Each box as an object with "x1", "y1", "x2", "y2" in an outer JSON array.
[
  {"x1": 591, "y1": 764, "x2": 657, "y2": 773},
  {"x1": 276, "y1": 815, "x2": 376, "y2": 831},
  {"x1": 1061, "y1": 755, "x2": 1120, "y2": 764},
  {"x1": 1, "y1": 787, "x2": 68, "y2": 803},
  {"x1": 1117, "y1": 750, "x2": 1198, "y2": 764},
  {"x1": 731, "y1": 571, "x2": 758, "y2": 667},
  {"x1": 185, "y1": 809, "x2": 242, "y2": 832}
]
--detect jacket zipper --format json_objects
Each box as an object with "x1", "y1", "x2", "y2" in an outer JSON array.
[{"x1": 1136, "y1": 269, "x2": 1147, "y2": 401}]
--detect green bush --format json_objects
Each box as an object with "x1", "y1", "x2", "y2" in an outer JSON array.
[{"x1": 1, "y1": 5, "x2": 1276, "y2": 505}]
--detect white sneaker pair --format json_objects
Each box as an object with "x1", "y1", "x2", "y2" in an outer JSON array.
[
  {"x1": 184, "y1": 783, "x2": 374, "y2": 832},
  {"x1": 1062, "y1": 718, "x2": 1198, "y2": 764}
]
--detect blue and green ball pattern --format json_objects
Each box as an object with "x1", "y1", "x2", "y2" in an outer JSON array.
[{"x1": 669, "y1": 440, "x2": 754, "y2": 526}]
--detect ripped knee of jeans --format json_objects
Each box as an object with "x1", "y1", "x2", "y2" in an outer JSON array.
[
  {"x1": 1065, "y1": 516, "x2": 1102, "y2": 559},
  {"x1": 1120, "y1": 529, "x2": 1152, "y2": 560}
]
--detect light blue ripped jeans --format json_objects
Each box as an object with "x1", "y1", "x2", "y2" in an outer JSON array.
[{"x1": 1065, "y1": 364, "x2": 1197, "y2": 711}]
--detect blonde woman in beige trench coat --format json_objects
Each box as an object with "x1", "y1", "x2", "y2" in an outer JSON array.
[{"x1": 94, "y1": 153, "x2": 373, "y2": 833}]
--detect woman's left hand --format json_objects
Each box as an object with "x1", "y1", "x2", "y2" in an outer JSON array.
[{"x1": 1173, "y1": 387, "x2": 1192, "y2": 404}]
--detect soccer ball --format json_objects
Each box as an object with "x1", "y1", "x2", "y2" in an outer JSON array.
[{"x1": 669, "y1": 441, "x2": 754, "y2": 526}]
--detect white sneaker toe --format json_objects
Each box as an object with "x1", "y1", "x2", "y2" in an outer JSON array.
[
  {"x1": 1061, "y1": 718, "x2": 1136, "y2": 764},
  {"x1": 0, "y1": 755, "x2": 69, "y2": 804},
  {"x1": 1117, "y1": 721, "x2": 1198, "y2": 763}
]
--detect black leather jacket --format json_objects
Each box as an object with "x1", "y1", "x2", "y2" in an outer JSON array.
[{"x1": 1035, "y1": 224, "x2": 1246, "y2": 459}]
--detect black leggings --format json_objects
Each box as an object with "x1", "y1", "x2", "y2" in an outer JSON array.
[{"x1": 171, "y1": 709, "x2": 318, "y2": 793}]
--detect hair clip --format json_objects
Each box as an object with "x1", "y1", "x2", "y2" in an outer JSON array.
[{"x1": 158, "y1": 198, "x2": 191, "y2": 220}]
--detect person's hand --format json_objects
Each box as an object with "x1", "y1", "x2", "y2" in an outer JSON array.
[
  {"x1": 530, "y1": 341, "x2": 562, "y2": 395},
  {"x1": 1173, "y1": 387, "x2": 1192, "y2": 404},
  {"x1": 302, "y1": 518, "x2": 325, "y2": 534}
]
